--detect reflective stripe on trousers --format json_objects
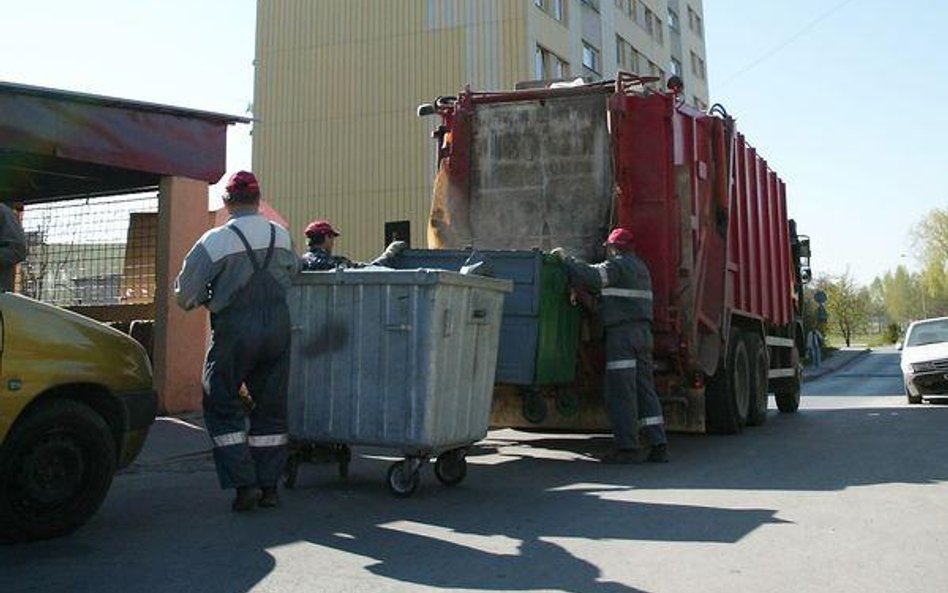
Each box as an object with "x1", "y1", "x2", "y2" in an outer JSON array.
[
  {"x1": 213, "y1": 431, "x2": 247, "y2": 448},
  {"x1": 248, "y1": 434, "x2": 289, "y2": 447},
  {"x1": 607, "y1": 359, "x2": 637, "y2": 371}
]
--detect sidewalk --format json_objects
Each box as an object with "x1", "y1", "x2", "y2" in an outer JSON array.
[
  {"x1": 802, "y1": 347, "x2": 871, "y2": 382},
  {"x1": 132, "y1": 412, "x2": 210, "y2": 466}
]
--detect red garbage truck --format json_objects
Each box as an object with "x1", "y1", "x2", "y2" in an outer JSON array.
[{"x1": 417, "y1": 74, "x2": 811, "y2": 433}]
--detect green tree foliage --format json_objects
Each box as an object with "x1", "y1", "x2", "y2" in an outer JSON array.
[
  {"x1": 876, "y1": 265, "x2": 922, "y2": 325},
  {"x1": 817, "y1": 272, "x2": 870, "y2": 347},
  {"x1": 910, "y1": 208, "x2": 948, "y2": 318}
]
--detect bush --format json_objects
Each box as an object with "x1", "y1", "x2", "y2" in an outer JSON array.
[{"x1": 884, "y1": 323, "x2": 901, "y2": 344}]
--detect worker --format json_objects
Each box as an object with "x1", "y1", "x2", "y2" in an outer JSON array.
[
  {"x1": 301, "y1": 218, "x2": 406, "y2": 271},
  {"x1": 0, "y1": 202, "x2": 27, "y2": 292},
  {"x1": 175, "y1": 171, "x2": 300, "y2": 512},
  {"x1": 552, "y1": 228, "x2": 668, "y2": 464},
  {"x1": 807, "y1": 327, "x2": 824, "y2": 369}
]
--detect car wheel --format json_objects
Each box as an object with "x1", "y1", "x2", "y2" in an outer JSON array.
[{"x1": 0, "y1": 400, "x2": 117, "y2": 543}]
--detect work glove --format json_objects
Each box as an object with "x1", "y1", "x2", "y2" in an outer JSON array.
[
  {"x1": 550, "y1": 247, "x2": 567, "y2": 261},
  {"x1": 383, "y1": 240, "x2": 408, "y2": 258}
]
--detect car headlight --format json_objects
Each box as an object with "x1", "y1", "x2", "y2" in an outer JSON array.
[{"x1": 912, "y1": 361, "x2": 936, "y2": 373}]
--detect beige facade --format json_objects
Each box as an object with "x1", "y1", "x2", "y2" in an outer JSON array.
[{"x1": 253, "y1": 0, "x2": 708, "y2": 260}]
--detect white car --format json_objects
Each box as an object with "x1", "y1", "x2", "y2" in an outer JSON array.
[{"x1": 899, "y1": 316, "x2": 948, "y2": 404}]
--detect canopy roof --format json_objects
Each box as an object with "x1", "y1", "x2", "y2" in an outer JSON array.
[{"x1": 0, "y1": 81, "x2": 250, "y2": 203}]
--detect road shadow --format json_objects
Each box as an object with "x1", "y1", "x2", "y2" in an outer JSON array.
[{"x1": 1, "y1": 442, "x2": 788, "y2": 593}]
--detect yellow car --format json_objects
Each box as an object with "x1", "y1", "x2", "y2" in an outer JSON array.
[{"x1": 0, "y1": 293, "x2": 156, "y2": 543}]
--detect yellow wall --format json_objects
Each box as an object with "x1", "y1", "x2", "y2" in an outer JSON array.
[{"x1": 254, "y1": 0, "x2": 530, "y2": 260}]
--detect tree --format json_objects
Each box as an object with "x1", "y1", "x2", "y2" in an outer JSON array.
[
  {"x1": 817, "y1": 272, "x2": 870, "y2": 347},
  {"x1": 912, "y1": 208, "x2": 948, "y2": 318}
]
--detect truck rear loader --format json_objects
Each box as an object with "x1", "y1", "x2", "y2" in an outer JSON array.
[{"x1": 417, "y1": 74, "x2": 811, "y2": 433}]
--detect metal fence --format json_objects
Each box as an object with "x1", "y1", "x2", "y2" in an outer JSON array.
[{"x1": 18, "y1": 194, "x2": 159, "y2": 307}]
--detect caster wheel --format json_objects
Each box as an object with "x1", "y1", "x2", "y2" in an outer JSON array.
[
  {"x1": 338, "y1": 445, "x2": 352, "y2": 479},
  {"x1": 521, "y1": 389, "x2": 548, "y2": 424},
  {"x1": 283, "y1": 454, "x2": 300, "y2": 489},
  {"x1": 434, "y1": 449, "x2": 468, "y2": 486},
  {"x1": 386, "y1": 461, "x2": 420, "y2": 497}
]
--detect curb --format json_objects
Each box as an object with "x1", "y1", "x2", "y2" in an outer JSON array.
[{"x1": 802, "y1": 348, "x2": 871, "y2": 382}]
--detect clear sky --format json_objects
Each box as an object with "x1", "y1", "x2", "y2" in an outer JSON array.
[
  {"x1": 2, "y1": 1, "x2": 944, "y2": 285},
  {"x1": 704, "y1": 0, "x2": 948, "y2": 284}
]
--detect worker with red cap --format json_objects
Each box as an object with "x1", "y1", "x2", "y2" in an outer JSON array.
[
  {"x1": 552, "y1": 228, "x2": 668, "y2": 463},
  {"x1": 175, "y1": 170, "x2": 300, "y2": 511},
  {"x1": 301, "y1": 219, "x2": 406, "y2": 271}
]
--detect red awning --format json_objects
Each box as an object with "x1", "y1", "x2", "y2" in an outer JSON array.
[{"x1": 0, "y1": 81, "x2": 250, "y2": 203}]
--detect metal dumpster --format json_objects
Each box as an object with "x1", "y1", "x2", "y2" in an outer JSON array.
[
  {"x1": 390, "y1": 249, "x2": 581, "y2": 386},
  {"x1": 287, "y1": 268, "x2": 511, "y2": 496}
]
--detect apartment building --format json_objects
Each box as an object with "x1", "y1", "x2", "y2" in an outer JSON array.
[{"x1": 253, "y1": 0, "x2": 709, "y2": 260}]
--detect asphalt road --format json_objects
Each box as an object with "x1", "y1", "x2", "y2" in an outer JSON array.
[{"x1": 3, "y1": 348, "x2": 947, "y2": 593}]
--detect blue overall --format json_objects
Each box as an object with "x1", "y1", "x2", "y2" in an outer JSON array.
[{"x1": 203, "y1": 224, "x2": 292, "y2": 489}]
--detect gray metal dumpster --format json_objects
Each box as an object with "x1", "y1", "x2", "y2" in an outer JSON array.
[{"x1": 287, "y1": 268, "x2": 511, "y2": 496}]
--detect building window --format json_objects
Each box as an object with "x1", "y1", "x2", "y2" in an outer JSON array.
[
  {"x1": 668, "y1": 8, "x2": 680, "y2": 32},
  {"x1": 688, "y1": 6, "x2": 703, "y2": 37},
  {"x1": 670, "y1": 57, "x2": 682, "y2": 76},
  {"x1": 535, "y1": 0, "x2": 565, "y2": 22},
  {"x1": 582, "y1": 41, "x2": 600, "y2": 74},
  {"x1": 616, "y1": 35, "x2": 641, "y2": 73},
  {"x1": 648, "y1": 60, "x2": 663, "y2": 80},
  {"x1": 690, "y1": 50, "x2": 706, "y2": 80},
  {"x1": 536, "y1": 45, "x2": 569, "y2": 80}
]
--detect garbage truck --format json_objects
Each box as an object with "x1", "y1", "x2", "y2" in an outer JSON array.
[{"x1": 415, "y1": 73, "x2": 811, "y2": 433}]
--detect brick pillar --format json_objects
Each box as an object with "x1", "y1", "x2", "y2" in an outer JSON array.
[{"x1": 154, "y1": 176, "x2": 210, "y2": 413}]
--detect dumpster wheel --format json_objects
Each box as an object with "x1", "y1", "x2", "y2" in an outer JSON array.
[
  {"x1": 434, "y1": 448, "x2": 468, "y2": 486},
  {"x1": 555, "y1": 389, "x2": 580, "y2": 417},
  {"x1": 284, "y1": 453, "x2": 301, "y2": 489},
  {"x1": 386, "y1": 460, "x2": 421, "y2": 497},
  {"x1": 521, "y1": 388, "x2": 548, "y2": 424}
]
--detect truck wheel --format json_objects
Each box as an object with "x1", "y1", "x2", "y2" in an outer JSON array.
[
  {"x1": 0, "y1": 400, "x2": 117, "y2": 543},
  {"x1": 745, "y1": 333, "x2": 770, "y2": 426},
  {"x1": 706, "y1": 328, "x2": 750, "y2": 434},
  {"x1": 775, "y1": 347, "x2": 802, "y2": 413}
]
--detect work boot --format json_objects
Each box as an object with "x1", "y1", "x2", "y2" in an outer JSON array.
[
  {"x1": 598, "y1": 448, "x2": 640, "y2": 465},
  {"x1": 258, "y1": 487, "x2": 280, "y2": 509},
  {"x1": 231, "y1": 486, "x2": 259, "y2": 512},
  {"x1": 646, "y1": 444, "x2": 669, "y2": 463}
]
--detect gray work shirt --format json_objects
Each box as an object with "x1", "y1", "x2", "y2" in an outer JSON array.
[
  {"x1": 0, "y1": 203, "x2": 27, "y2": 292},
  {"x1": 175, "y1": 211, "x2": 299, "y2": 313},
  {"x1": 562, "y1": 251, "x2": 654, "y2": 327}
]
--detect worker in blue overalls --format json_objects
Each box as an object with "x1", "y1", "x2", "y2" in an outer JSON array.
[
  {"x1": 175, "y1": 171, "x2": 300, "y2": 511},
  {"x1": 552, "y1": 228, "x2": 669, "y2": 464}
]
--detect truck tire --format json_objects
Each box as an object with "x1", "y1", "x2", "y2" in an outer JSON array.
[
  {"x1": 706, "y1": 328, "x2": 750, "y2": 434},
  {"x1": 745, "y1": 332, "x2": 769, "y2": 426},
  {"x1": 775, "y1": 347, "x2": 802, "y2": 413},
  {"x1": 0, "y1": 400, "x2": 117, "y2": 543}
]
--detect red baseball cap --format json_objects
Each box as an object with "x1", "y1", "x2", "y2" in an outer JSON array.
[
  {"x1": 304, "y1": 219, "x2": 340, "y2": 238},
  {"x1": 224, "y1": 170, "x2": 260, "y2": 197},
  {"x1": 604, "y1": 228, "x2": 635, "y2": 250}
]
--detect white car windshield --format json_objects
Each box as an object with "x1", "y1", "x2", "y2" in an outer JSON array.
[{"x1": 906, "y1": 319, "x2": 948, "y2": 347}]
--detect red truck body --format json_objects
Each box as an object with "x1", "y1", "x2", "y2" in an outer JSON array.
[{"x1": 422, "y1": 77, "x2": 809, "y2": 432}]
